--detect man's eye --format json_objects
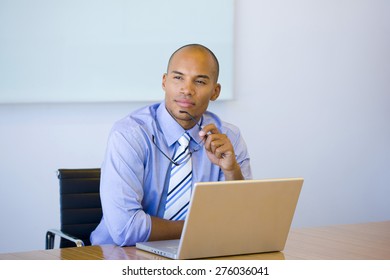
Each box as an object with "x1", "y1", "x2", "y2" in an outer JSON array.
[
  {"x1": 196, "y1": 80, "x2": 206, "y2": 85},
  {"x1": 173, "y1": 76, "x2": 182, "y2": 80}
]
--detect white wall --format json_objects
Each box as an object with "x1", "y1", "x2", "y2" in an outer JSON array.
[
  {"x1": 0, "y1": 0, "x2": 234, "y2": 102},
  {"x1": 1, "y1": 0, "x2": 389, "y2": 253}
]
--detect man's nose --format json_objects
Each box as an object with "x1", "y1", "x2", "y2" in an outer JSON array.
[{"x1": 180, "y1": 79, "x2": 195, "y2": 95}]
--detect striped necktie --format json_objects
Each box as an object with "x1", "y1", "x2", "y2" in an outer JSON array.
[{"x1": 164, "y1": 133, "x2": 192, "y2": 220}]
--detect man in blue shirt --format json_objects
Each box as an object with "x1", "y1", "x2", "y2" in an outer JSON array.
[{"x1": 90, "y1": 44, "x2": 252, "y2": 246}]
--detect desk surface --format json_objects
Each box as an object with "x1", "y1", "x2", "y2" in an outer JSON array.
[{"x1": 1, "y1": 221, "x2": 389, "y2": 260}]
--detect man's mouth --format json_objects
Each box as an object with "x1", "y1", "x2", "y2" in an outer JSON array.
[{"x1": 175, "y1": 99, "x2": 195, "y2": 108}]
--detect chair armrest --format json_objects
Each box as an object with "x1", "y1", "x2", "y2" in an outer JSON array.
[{"x1": 45, "y1": 229, "x2": 85, "y2": 249}]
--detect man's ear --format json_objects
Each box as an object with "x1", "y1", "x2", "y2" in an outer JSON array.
[
  {"x1": 210, "y1": 83, "x2": 221, "y2": 101},
  {"x1": 162, "y1": 73, "x2": 167, "y2": 90}
]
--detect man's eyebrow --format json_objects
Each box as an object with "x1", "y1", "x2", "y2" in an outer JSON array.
[
  {"x1": 171, "y1": 70, "x2": 184, "y2": 75},
  {"x1": 170, "y1": 70, "x2": 210, "y2": 80},
  {"x1": 196, "y1": 75, "x2": 210, "y2": 80}
]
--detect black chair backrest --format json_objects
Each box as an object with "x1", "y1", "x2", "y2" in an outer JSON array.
[{"x1": 58, "y1": 168, "x2": 102, "y2": 248}]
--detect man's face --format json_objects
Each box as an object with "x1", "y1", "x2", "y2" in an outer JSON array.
[{"x1": 162, "y1": 47, "x2": 221, "y2": 130}]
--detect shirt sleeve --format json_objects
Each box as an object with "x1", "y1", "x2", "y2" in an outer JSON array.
[
  {"x1": 235, "y1": 133, "x2": 252, "y2": 180},
  {"x1": 223, "y1": 123, "x2": 253, "y2": 180},
  {"x1": 99, "y1": 127, "x2": 152, "y2": 246}
]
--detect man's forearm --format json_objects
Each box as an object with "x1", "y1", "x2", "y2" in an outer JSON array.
[
  {"x1": 223, "y1": 162, "x2": 245, "y2": 180},
  {"x1": 148, "y1": 216, "x2": 184, "y2": 241}
]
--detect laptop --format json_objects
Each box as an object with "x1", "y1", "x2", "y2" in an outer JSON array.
[{"x1": 136, "y1": 178, "x2": 303, "y2": 259}]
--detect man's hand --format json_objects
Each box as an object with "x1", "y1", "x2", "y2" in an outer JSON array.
[{"x1": 199, "y1": 124, "x2": 244, "y2": 180}]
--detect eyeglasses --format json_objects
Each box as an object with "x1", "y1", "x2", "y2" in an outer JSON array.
[
  {"x1": 152, "y1": 111, "x2": 204, "y2": 166},
  {"x1": 179, "y1": 110, "x2": 203, "y2": 131},
  {"x1": 152, "y1": 135, "x2": 192, "y2": 166}
]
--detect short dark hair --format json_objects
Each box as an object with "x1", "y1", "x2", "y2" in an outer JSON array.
[{"x1": 167, "y1": 44, "x2": 220, "y2": 82}]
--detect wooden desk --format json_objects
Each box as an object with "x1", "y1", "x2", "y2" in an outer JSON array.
[{"x1": 1, "y1": 221, "x2": 389, "y2": 260}]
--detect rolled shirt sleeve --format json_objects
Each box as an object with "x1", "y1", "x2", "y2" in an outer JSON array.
[{"x1": 91, "y1": 127, "x2": 153, "y2": 246}]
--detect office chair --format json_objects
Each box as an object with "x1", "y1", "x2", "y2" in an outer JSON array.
[{"x1": 45, "y1": 168, "x2": 102, "y2": 249}]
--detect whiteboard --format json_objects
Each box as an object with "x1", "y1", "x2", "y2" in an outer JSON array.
[{"x1": 0, "y1": 0, "x2": 234, "y2": 103}]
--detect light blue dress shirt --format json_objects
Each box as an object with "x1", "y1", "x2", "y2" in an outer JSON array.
[{"x1": 90, "y1": 102, "x2": 252, "y2": 246}]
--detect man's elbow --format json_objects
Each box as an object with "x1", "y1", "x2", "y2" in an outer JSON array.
[{"x1": 110, "y1": 212, "x2": 152, "y2": 246}]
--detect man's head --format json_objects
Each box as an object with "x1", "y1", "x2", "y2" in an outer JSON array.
[
  {"x1": 167, "y1": 44, "x2": 220, "y2": 82},
  {"x1": 162, "y1": 44, "x2": 221, "y2": 130}
]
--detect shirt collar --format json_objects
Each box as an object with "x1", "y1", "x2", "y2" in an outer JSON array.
[
  {"x1": 156, "y1": 102, "x2": 204, "y2": 146},
  {"x1": 156, "y1": 102, "x2": 184, "y2": 147}
]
